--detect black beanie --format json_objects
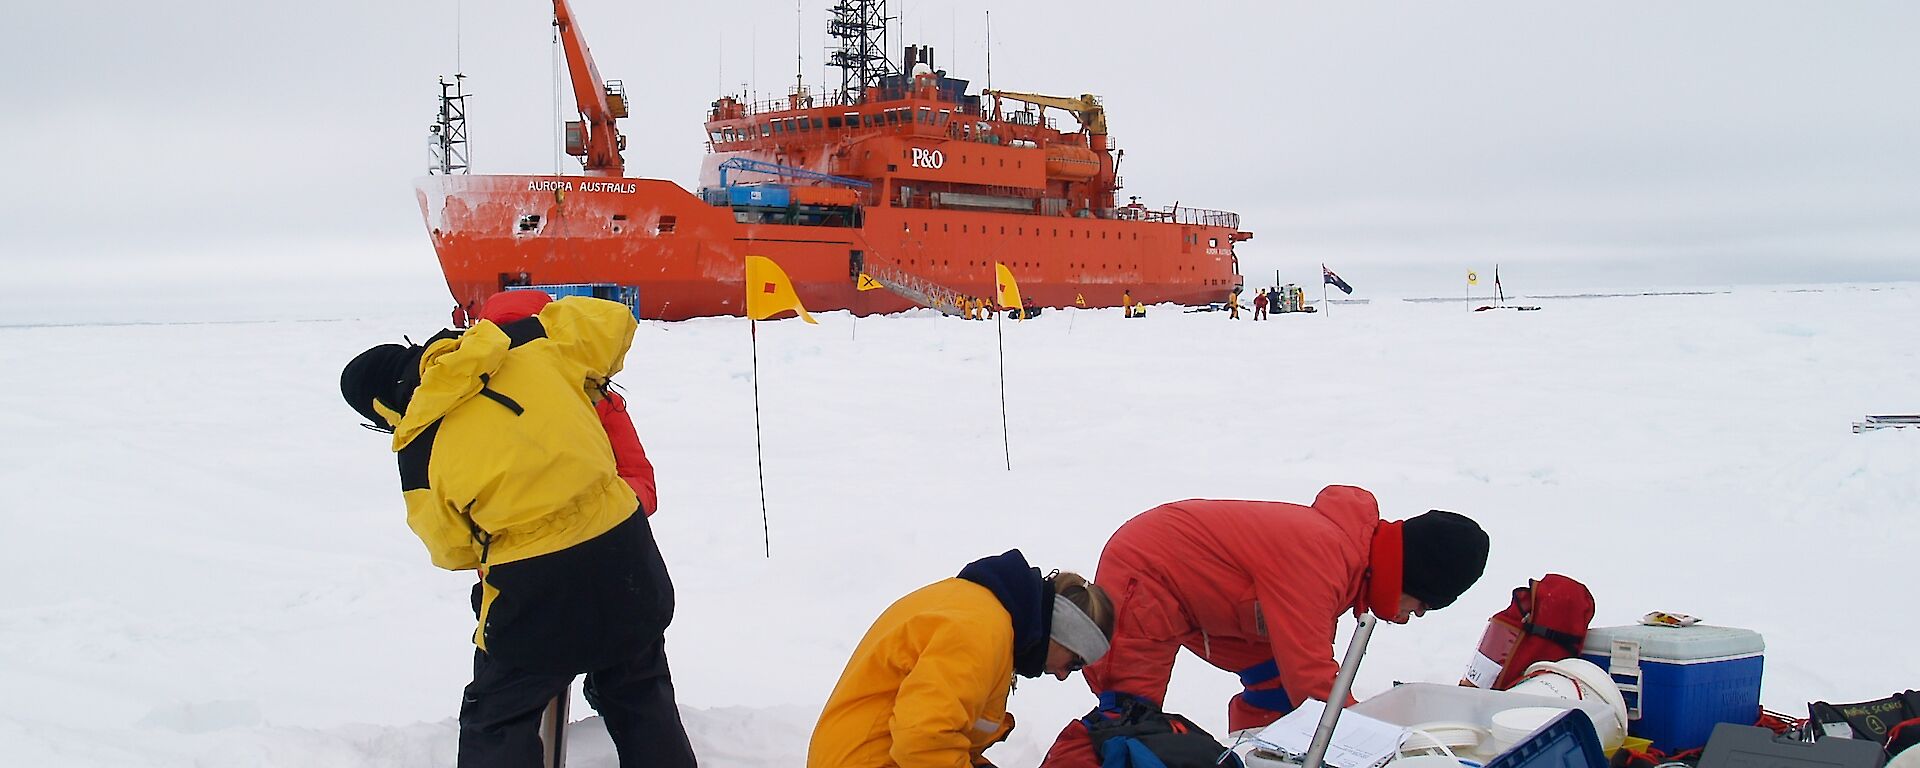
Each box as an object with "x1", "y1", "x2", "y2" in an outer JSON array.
[
  {"x1": 340, "y1": 343, "x2": 421, "y2": 427},
  {"x1": 1400, "y1": 510, "x2": 1489, "y2": 610}
]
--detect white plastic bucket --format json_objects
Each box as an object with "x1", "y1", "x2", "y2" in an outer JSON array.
[
  {"x1": 1488, "y1": 707, "x2": 1567, "y2": 754},
  {"x1": 1507, "y1": 658, "x2": 1630, "y2": 747}
]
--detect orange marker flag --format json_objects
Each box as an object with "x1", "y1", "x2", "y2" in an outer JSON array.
[
  {"x1": 744, "y1": 255, "x2": 817, "y2": 323},
  {"x1": 994, "y1": 262, "x2": 1024, "y2": 310}
]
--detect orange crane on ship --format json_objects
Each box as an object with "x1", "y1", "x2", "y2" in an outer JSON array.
[{"x1": 554, "y1": 0, "x2": 629, "y2": 176}]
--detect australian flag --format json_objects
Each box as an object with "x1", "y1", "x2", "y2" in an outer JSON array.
[{"x1": 1322, "y1": 264, "x2": 1354, "y2": 295}]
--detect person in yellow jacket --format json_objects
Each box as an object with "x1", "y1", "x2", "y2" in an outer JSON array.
[
  {"x1": 810, "y1": 549, "x2": 1115, "y2": 768},
  {"x1": 341, "y1": 296, "x2": 695, "y2": 768}
]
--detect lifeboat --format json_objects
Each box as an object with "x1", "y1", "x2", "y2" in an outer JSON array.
[{"x1": 1044, "y1": 145, "x2": 1101, "y2": 180}]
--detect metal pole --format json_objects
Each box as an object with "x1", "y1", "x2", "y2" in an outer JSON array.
[
  {"x1": 751, "y1": 320, "x2": 770, "y2": 557},
  {"x1": 995, "y1": 308, "x2": 1011, "y2": 471},
  {"x1": 1301, "y1": 615, "x2": 1379, "y2": 768}
]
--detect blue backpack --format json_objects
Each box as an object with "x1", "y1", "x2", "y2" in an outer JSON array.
[{"x1": 1083, "y1": 693, "x2": 1245, "y2": 768}]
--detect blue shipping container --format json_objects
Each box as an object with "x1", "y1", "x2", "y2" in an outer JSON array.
[
  {"x1": 728, "y1": 185, "x2": 791, "y2": 207},
  {"x1": 512, "y1": 284, "x2": 642, "y2": 320}
]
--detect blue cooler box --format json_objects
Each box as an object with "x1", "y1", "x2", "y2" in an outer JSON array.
[{"x1": 1581, "y1": 624, "x2": 1765, "y2": 754}]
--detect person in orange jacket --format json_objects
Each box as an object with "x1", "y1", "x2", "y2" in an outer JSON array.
[
  {"x1": 477, "y1": 290, "x2": 659, "y2": 515},
  {"x1": 811, "y1": 550, "x2": 1115, "y2": 768},
  {"x1": 1040, "y1": 487, "x2": 1489, "y2": 768}
]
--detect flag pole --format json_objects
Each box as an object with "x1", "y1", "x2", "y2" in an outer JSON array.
[
  {"x1": 1321, "y1": 264, "x2": 1330, "y2": 317},
  {"x1": 995, "y1": 306, "x2": 1012, "y2": 471},
  {"x1": 749, "y1": 318, "x2": 771, "y2": 557}
]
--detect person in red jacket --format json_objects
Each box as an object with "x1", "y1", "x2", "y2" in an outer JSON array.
[
  {"x1": 1040, "y1": 486, "x2": 1489, "y2": 768},
  {"x1": 476, "y1": 290, "x2": 659, "y2": 515}
]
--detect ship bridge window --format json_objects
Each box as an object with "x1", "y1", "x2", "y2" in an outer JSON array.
[
  {"x1": 772, "y1": 121, "x2": 784, "y2": 134},
  {"x1": 937, "y1": 111, "x2": 951, "y2": 126},
  {"x1": 760, "y1": 123, "x2": 772, "y2": 137},
  {"x1": 828, "y1": 116, "x2": 843, "y2": 128}
]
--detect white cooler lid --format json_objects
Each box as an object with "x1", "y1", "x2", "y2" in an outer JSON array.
[{"x1": 1581, "y1": 624, "x2": 1765, "y2": 661}]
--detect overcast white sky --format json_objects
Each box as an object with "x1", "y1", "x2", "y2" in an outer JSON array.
[{"x1": 4, "y1": 0, "x2": 1916, "y2": 297}]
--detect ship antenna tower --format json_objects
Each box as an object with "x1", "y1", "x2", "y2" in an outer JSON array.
[
  {"x1": 827, "y1": 0, "x2": 895, "y2": 103},
  {"x1": 428, "y1": 0, "x2": 470, "y2": 176},
  {"x1": 429, "y1": 74, "x2": 471, "y2": 175}
]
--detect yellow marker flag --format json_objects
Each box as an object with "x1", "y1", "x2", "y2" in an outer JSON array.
[
  {"x1": 1467, "y1": 270, "x2": 1479, "y2": 286},
  {"x1": 994, "y1": 262, "x2": 1024, "y2": 309},
  {"x1": 856, "y1": 273, "x2": 884, "y2": 291},
  {"x1": 744, "y1": 255, "x2": 817, "y2": 324},
  {"x1": 1075, "y1": 293, "x2": 1087, "y2": 307}
]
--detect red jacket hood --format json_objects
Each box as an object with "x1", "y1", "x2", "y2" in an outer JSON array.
[{"x1": 476, "y1": 290, "x2": 552, "y2": 324}]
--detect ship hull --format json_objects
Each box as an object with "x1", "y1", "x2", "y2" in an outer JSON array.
[{"x1": 418, "y1": 174, "x2": 1243, "y2": 320}]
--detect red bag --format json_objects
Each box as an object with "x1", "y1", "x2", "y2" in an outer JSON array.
[{"x1": 1460, "y1": 574, "x2": 1596, "y2": 690}]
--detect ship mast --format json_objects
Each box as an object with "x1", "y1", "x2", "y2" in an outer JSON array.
[
  {"x1": 827, "y1": 0, "x2": 895, "y2": 103},
  {"x1": 553, "y1": 0, "x2": 628, "y2": 176},
  {"x1": 428, "y1": 74, "x2": 471, "y2": 175}
]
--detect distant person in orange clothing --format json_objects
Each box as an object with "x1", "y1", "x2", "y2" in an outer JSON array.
[
  {"x1": 1253, "y1": 289, "x2": 1269, "y2": 320},
  {"x1": 1229, "y1": 287, "x2": 1243, "y2": 319},
  {"x1": 1122, "y1": 289, "x2": 1137, "y2": 318}
]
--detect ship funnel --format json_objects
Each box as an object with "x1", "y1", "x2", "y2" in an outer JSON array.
[{"x1": 903, "y1": 44, "x2": 934, "y2": 72}]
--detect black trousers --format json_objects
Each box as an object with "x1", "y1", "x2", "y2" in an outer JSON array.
[{"x1": 457, "y1": 636, "x2": 697, "y2": 768}]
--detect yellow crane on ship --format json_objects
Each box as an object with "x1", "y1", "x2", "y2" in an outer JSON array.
[{"x1": 984, "y1": 90, "x2": 1108, "y2": 136}]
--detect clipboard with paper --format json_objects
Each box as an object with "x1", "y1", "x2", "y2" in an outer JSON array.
[{"x1": 1252, "y1": 699, "x2": 1407, "y2": 768}]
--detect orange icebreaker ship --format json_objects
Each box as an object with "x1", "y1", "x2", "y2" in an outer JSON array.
[{"x1": 416, "y1": 0, "x2": 1250, "y2": 321}]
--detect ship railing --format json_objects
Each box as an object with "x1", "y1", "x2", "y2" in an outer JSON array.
[
  {"x1": 860, "y1": 254, "x2": 967, "y2": 317},
  {"x1": 737, "y1": 91, "x2": 862, "y2": 116},
  {"x1": 1171, "y1": 206, "x2": 1240, "y2": 228},
  {"x1": 1110, "y1": 204, "x2": 1239, "y2": 228}
]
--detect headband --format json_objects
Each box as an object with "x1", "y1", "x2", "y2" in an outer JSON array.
[{"x1": 1050, "y1": 599, "x2": 1110, "y2": 663}]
